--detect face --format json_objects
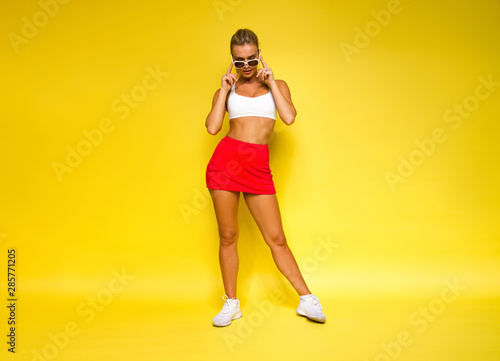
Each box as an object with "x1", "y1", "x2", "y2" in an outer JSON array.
[{"x1": 231, "y1": 44, "x2": 260, "y2": 78}]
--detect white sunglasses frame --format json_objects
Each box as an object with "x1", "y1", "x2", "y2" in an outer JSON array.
[{"x1": 231, "y1": 49, "x2": 261, "y2": 69}]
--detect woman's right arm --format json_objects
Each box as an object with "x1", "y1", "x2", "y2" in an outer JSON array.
[
  {"x1": 205, "y1": 88, "x2": 229, "y2": 135},
  {"x1": 205, "y1": 62, "x2": 237, "y2": 135}
]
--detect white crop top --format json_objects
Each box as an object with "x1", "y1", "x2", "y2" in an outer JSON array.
[{"x1": 227, "y1": 83, "x2": 277, "y2": 121}]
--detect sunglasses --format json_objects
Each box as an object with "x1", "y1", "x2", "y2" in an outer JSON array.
[{"x1": 231, "y1": 49, "x2": 261, "y2": 69}]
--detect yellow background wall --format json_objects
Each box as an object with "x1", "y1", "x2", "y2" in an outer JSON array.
[{"x1": 1, "y1": 0, "x2": 499, "y2": 360}]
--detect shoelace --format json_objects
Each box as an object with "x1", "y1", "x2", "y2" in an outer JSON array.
[
  {"x1": 303, "y1": 295, "x2": 322, "y2": 309},
  {"x1": 221, "y1": 294, "x2": 237, "y2": 314}
]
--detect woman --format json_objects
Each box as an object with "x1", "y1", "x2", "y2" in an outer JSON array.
[{"x1": 205, "y1": 29, "x2": 326, "y2": 327}]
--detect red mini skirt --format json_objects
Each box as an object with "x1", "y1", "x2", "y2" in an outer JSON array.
[{"x1": 206, "y1": 136, "x2": 276, "y2": 194}]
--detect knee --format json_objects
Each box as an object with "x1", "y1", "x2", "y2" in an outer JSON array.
[
  {"x1": 267, "y1": 233, "x2": 287, "y2": 248},
  {"x1": 219, "y1": 228, "x2": 238, "y2": 247}
]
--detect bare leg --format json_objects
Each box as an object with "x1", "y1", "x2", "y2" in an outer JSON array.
[
  {"x1": 243, "y1": 192, "x2": 311, "y2": 296},
  {"x1": 209, "y1": 189, "x2": 240, "y2": 299}
]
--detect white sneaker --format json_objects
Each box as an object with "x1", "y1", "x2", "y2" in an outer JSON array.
[
  {"x1": 296, "y1": 294, "x2": 326, "y2": 323},
  {"x1": 212, "y1": 295, "x2": 242, "y2": 327}
]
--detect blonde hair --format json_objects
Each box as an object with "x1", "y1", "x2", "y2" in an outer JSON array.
[{"x1": 230, "y1": 28, "x2": 259, "y2": 54}]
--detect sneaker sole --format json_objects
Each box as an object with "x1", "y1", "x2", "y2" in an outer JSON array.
[
  {"x1": 296, "y1": 307, "x2": 326, "y2": 323},
  {"x1": 212, "y1": 311, "x2": 242, "y2": 327}
]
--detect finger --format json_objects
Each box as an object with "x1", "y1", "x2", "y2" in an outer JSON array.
[
  {"x1": 260, "y1": 56, "x2": 268, "y2": 69},
  {"x1": 224, "y1": 73, "x2": 235, "y2": 84},
  {"x1": 226, "y1": 62, "x2": 233, "y2": 74}
]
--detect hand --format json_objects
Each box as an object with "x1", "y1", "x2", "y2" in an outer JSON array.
[
  {"x1": 256, "y1": 56, "x2": 275, "y2": 85},
  {"x1": 221, "y1": 62, "x2": 238, "y2": 91}
]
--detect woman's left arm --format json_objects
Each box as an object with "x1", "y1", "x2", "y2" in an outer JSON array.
[{"x1": 258, "y1": 56, "x2": 297, "y2": 125}]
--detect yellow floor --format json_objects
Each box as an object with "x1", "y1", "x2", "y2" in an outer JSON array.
[
  {"x1": 13, "y1": 278, "x2": 500, "y2": 361},
  {"x1": 2, "y1": 1, "x2": 500, "y2": 360}
]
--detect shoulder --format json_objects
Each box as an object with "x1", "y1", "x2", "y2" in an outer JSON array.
[
  {"x1": 213, "y1": 86, "x2": 232, "y2": 98},
  {"x1": 211, "y1": 87, "x2": 231, "y2": 106},
  {"x1": 215, "y1": 83, "x2": 234, "y2": 93},
  {"x1": 274, "y1": 79, "x2": 289, "y2": 89},
  {"x1": 273, "y1": 79, "x2": 292, "y2": 94}
]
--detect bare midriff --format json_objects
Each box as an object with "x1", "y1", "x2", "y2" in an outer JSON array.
[{"x1": 226, "y1": 116, "x2": 276, "y2": 145}]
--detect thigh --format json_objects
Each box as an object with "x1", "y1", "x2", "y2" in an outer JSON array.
[
  {"x1": 209, "y1": 189, "x2": 240, "y2": 233},
  {"x1": 242, "y1": 193, "x2": 285, "y2": 240}
]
